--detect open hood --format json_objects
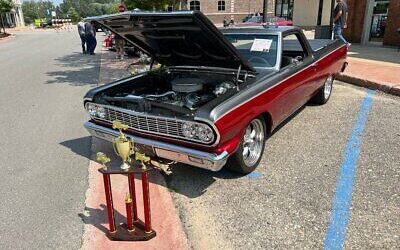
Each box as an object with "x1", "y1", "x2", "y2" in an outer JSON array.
[{"x1": 86, "y1": 11, "x2": 255, "y2": 72}]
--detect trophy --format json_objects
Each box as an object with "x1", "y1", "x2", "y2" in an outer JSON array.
[
  {"x1": 135, "y1": 152, "x2": 151, "y2": 170},
  {"x1": 112, "y1": 120, "x2": 134, "y2": 170},
  {"x1": 96, "y1": 152, "x2": 111, "y2": 170}
]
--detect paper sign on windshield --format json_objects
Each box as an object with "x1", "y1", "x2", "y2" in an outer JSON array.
[{"x1": 250, "y1": 39, "x2": 272, "y2": 52}]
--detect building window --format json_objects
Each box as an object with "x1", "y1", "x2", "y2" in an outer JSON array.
[
  {"x1": 275, "y1": 0, "x2": 294, "y2": 20},
  {"x1": 190, "y1": 1, "x2": 200, "y2": 11},
  {"x1": 218, "y1": 1, "x2": 225, "y2": 11}
]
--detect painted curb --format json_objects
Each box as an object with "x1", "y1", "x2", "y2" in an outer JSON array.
[{"x1": 337, "y1": 73, "x2": 400, "y2": 97}]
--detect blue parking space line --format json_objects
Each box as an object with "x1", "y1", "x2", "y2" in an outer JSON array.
[
  {"x1": 324, "y1": 89, "x2": 375, "y2": 250},
  {"x1": 247, "y1": 171, "x2": 263, "y2": 179}
]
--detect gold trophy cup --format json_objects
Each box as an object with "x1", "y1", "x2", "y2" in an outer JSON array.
[
  {"x1": 112, "y1": 120, "x2": 134, "y2": 170},
  {"x1": 96, "y1": 152, "x2": 111, "y2": 170}
]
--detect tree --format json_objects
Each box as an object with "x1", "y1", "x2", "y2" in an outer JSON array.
[
  {"x1": 60, "y1": 0, "x2": 119, "y2": 19},
  {"x1": 0, "y1": 0, "x2": 13, "y2": 34},
  {"x1": 125, "y1": 0, "x2": 170, "y2": 11},
  {"x1": 68, "y1": 7, "x2": 80, "y2": 23},
  {"x1": 22, "y1": 1, "x2": 55, "y2": 24}
]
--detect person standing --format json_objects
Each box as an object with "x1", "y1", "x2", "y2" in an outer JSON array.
[
  {"x1": 333, "y1": 0, "x2": 349, "y2": 45},
  {"x1": 85, "y1": 21, "x2": 97, "y2": 55},
  {"x1": 77, "y1": 21, "x2": 86, "y2": 54}
]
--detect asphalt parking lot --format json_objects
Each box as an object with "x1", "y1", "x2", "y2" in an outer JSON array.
[{"x1": 166, "y1": 82, "x2": 400, "y2": 249}]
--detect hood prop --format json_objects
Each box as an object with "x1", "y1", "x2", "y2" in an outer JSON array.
[{"x1": 235, "y1": 65, "x2": 242, "y2": 91}]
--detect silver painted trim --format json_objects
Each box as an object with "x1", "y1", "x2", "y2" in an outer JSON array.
[
  {"x1": 214, "y1": 44, "x2": 346, "y2": 123},
  {"x1": 84, "y1": 121, "x2": 229, "y2": 171},
  {"x1": 85, "y1": 102, "x2": 221, "y2": 146}
]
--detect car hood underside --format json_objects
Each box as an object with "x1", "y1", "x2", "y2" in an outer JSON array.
[{"x1": 85, "y1": 11, "x2": 255, "y2": 72}]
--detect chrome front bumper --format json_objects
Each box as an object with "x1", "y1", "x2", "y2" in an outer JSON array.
[{"x1": 84, "y1": 121, "x2": 229, "y2": 171}]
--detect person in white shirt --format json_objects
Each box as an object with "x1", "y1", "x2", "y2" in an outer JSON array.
[{"x1": 77, "y1": 21, "x2": 86, "y2": 54}]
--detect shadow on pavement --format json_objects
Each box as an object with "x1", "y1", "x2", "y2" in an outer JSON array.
[
  {"x1": 46, "y1": 52, "x2": 101, "y2": 86},
  {"x1": 79, "y1": 204, "x2": 126, "y2": 234},
  {"x1": 60, "y1": 136, "x2": 92, "y2": 159},
  {"x1": 165, "y1": 165, "x2": 243, "y2": 198}
]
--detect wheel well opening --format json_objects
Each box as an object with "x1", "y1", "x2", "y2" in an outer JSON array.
[{"x1": 261, "y1": 112, "x2": 273, "y2": 135}]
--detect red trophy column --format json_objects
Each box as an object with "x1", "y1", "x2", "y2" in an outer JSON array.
[
  {"x1": 103, "y1": 173, "x2": 116, "y2": 233},
  {"x1": 128, "y1": 173, "x2": 138, "y2": 221},
  {"x1": 141, "y1": 171, "x2": 152, "y2": 233},
  {"x1": 125, "y1": 193, "x2": 134, "y2": 232}
]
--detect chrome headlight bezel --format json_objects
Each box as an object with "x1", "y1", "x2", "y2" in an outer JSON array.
[
  {"x1": 85, "y1": 102, "x2": 106, "y2": 119},
  {"x1": 182, "y1": 121, "x2": 215, "y2": 143}
]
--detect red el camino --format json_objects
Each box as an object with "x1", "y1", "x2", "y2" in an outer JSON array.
[{"x1": 83, "y1": 11, "x2": 348, "y2": 174}]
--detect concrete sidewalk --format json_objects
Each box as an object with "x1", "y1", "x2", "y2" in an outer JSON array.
[{"x1": 337, "y1": 44, "x2": 400, "y2": 96}]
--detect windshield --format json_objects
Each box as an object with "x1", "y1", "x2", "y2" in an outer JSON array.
[{"x1": 224, "y1": 34, "x2": 278, "y2": 68}]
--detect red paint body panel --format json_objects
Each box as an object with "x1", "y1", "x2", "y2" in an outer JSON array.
[{"x1": 214, "y1": 45, "x2": 348, "y2": 155}]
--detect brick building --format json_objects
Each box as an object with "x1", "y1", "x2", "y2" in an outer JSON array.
[
  {"x1": 177, "y1": 0, "x2": 272, "y2": 24},
  {"x1": 345, "y1": 0, "x2": 400, "y2": 46},
  {"x1": 174, "y1": 0, "x2": 400, "y2": 46},
  {"x1": 276, "y1": 0, "x2": 400, "y2": 46},
  {"x1": 384, "y1": 0, "x2": 400, "y2": 45}
]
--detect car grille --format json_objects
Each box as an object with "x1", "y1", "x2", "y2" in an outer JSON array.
[{"x1": 100, "y1": 105, "x2": 185, "y2": 139}]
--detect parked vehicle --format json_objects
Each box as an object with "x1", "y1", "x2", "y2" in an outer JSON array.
[
  {"x1": 242, "y1": 13, "x2": 256, "y2": 23},
  {"x1": 83, "y1": 11, "x2": 348, "y2": 174},
  {"x1": 242, "y1": 13, "x2": 263, "y2": 23},
  {"x1": 239, "y1": 15, "x2": 293, "y2": 26}
]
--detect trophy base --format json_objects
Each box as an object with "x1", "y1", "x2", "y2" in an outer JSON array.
[
  {"x1": 120, "y1": 162, "x2": 130, "y2": 170},
  {"x1": 106, "y1": 220, "x2": 156, "y2": 241}
]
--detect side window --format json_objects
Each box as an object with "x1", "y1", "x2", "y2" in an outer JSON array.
[{"x1": 281, "y1": 33, "x2": 308, "y2": 68}]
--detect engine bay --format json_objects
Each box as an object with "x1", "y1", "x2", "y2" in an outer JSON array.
[{"x1": 97, "y1": 71, "x2": 239, "y2": 116}]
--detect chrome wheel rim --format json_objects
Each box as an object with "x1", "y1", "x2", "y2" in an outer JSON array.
[
  {"x1": 242, "y1": 119, "x2": 265, "y2": 167},
  {"x1": 324, "y1": 76, "x2": 333, "y2": 99}
]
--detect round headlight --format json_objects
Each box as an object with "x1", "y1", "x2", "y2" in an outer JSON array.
[
  {"x1": 87, "y1": 103, "x2": 97, "y2": 117},
  {"x1": 197, "y1": 125, "x2": 214, "y2": 142},
  {"x1": 96, "y1": 106, "x2": 106, "y2": 119},
  {"x1": 182, "y1": 122, "x2": 197, "y2": 138},
  {"x1": 182, "y1": 122, "x2": 215, "y2": 143}
]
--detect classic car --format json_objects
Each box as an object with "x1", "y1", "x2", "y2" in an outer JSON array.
[
  {"x1": 83, "y1": 11, "x2": 348, "y2": 174},
  {"x1": 239, "y1": 15, "x2": 293, "y2": 26}
]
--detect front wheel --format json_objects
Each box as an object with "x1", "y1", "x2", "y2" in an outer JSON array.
[
  {"x1": 311, "y1": 75, "x2": 333, "y2": 105},
  {"x1": 225, "y1": 117, "x2": 266, "y2": 174}
]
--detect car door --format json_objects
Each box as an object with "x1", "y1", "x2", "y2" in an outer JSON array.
[{"x1": 279, "y1": 32, "x2": 316, "y2": 117}]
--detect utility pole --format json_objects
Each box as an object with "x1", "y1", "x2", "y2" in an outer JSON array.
[{"x1": 262, "y1": 0, "x2": 268, "y2": 22}]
